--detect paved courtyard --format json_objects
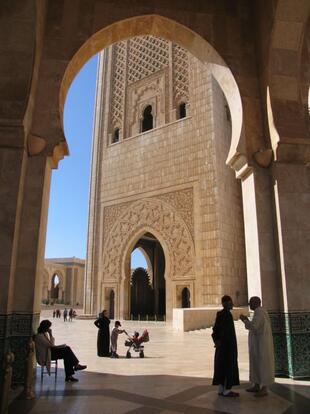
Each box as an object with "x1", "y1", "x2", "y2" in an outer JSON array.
[{"x1": 9, "y1": 311, "x2": 310, "y2": 414}]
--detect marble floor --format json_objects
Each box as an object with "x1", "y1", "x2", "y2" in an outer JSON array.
[{"x1": 9, "y1": 311, "x2": 310, "y2": 414}]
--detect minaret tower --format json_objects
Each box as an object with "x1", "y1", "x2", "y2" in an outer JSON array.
[{"x1": 84, "y1": 35, "x2": 247, "y2": 321}]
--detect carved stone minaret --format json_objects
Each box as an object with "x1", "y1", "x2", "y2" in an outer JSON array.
[{"x1": 85, "y1": 35, "x2": 247, "y2": 321}]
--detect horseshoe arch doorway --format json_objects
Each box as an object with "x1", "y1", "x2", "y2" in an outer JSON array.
[{"x1": 130, "y1": 232, "x2": 166, "y2": 320}]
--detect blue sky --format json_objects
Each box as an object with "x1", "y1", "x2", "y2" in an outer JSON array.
[{"x1": 45, "y1": 54, "x2": 144, "y2": 268}]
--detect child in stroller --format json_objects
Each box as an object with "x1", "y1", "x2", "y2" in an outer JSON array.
[{"x1": 125, "y1": 330, "x2": 149, "y2": 358}]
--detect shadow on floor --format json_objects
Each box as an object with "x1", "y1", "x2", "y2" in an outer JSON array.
[{"x1": 9, "y1": 369, "x2": 310, "y2": 414}]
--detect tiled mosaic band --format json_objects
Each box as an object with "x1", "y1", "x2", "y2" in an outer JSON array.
[
  {"x1": 269, "y1": 311, "x2": 310, "y2": 379},
  {"x1": 0, "y1": 313, "x2": 40, "y2": 384}
]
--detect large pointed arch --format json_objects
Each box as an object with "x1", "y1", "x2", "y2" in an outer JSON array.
[{"x1": 60, "y1": 15, "x2": 243, "y2": 166}]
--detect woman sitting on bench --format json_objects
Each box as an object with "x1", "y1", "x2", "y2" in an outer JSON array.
[{"x1": 35, "y1": 319, "x2": 87, "y2": 382}]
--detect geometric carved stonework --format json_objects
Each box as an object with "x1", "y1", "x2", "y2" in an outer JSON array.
[
  {"x1": 111, "y1": 41, "x2": 127, "y2": 129},
  {"x1": 103, "y1": 187, "x2": 194, "y2": 239},
  {"x1": 158, "y1": 188, "x2": 193, "y2": 237},
  {"x1": 126, "y1": 69, "x2": 167, "y2": 136},
  {"x1": 109, "y1": 35, "x2": 190, "y2": 139},
  {"x1": 127, "y1": 36, "x2": 169, "y2": 85},
  {"x1": 172, "y1": 43, "x2": 189, "y2": 105},
  {"x1": 102, "y1": 198, "x2": 195, "y2": 281}
]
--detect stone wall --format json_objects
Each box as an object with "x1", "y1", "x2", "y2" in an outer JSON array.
[{"x1": 43, "y1": 258, "x2": 85, "y2": 306}]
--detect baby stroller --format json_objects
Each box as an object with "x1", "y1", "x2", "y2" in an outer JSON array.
[{"x1": 125, "y1": 330, "x2": 149, "y2": 358}]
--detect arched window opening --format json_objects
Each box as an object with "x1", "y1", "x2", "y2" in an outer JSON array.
[
  {"x1": 51, "y1": 274, "x2": 60, "y2": 300},
  {"x1": 130, "y1": 233, "x2": 165, "y2": 320},
  {"x1": 181, "y1": 287, "x2": 190, "y2": 308},
  {"x1": 112, "y1": 128, "x2": 120, "y2": 143},
  {"x1": 178, "y1": 102, "x2": 187, "y2": 119},
  {"x1": 141, "y1": 105, "x2": 153, "y2": 132}
]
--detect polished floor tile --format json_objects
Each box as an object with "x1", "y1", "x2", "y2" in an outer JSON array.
[{"x1": 9, "y1": 311, "x2": 310, "y2": 414}]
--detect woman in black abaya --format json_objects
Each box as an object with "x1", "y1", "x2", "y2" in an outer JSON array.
[{"x1": 94, "y1": 309, "x2": 111, "y2": 357}]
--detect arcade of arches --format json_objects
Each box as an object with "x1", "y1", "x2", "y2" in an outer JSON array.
[
  {"x1": 0, "y1": 0, "x2": 309, "y2": 401},
  {"x1": 42, "y1": 258, "x2": 85, "y2": 306}
]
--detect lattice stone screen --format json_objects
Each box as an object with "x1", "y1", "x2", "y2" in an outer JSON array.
[{"x1": 109, "y1": 35, "x2": 190, "y2": 139}]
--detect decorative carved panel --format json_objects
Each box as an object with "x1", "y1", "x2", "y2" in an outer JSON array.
[
  {"x1": 158, "y1": 189, "x2": 193, "y2": 236},
  {"x1": 172, "y1": 44, "x2": 189, "y2": 105},
  {"x1": 110, "y1": 41, "x2": 127, "y2": 129},
  {"x1": 102, "y1": 197, "x2": 194, "y2": 281},
  {"x1": 127, "y1": 36, "x2": 169, "y2": 84},
  {"x1": 126, "y1": 70, "x2": 166, "y2": 136},
  {"x1": 108, "y1": 35, "x2": 190, "y2": 138},
  {"x1": 103, "y1": 188, "x2": 194, "y2": 237}
]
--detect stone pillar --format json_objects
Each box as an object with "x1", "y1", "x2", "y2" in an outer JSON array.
[
  {"x1": 65, "y1": 267, "x2": 72, "y2": 305},
  {"x1": 0, "y1": 136, "x2": 27, "y2": 402},
  {"x1": 238, "y1": 165, "x2": 280, "y2": 310},
  {"x1": 238, "y1": 156, "x2": 310, "y2": 378},
  {"x1": 70, "y1": 267, "x2": 74, "y2": 306},
  {"x1": 120, "y1": 277, "x2": 130, "y2": 320},
  {"x1": 0, "y1": 145, "x2": 26, "y2": 313},
  {"x1": 269, "y1": 161, "x2": 310, "y2": 378},
  {"x1": 154, "y1": 254, "x2": 159, "y2": 317},
  {"x1": 10, "y1": 154, "x2": 52, "y2": 384}
]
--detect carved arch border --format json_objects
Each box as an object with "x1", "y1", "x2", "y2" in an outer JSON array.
[{"x1": 102, "y1": 198, "x2": 195, "y2": 282}]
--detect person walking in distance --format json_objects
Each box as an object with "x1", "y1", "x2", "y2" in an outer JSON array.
[
  {"x1": 63, "y1": 308, "x2": 68, "y2": 322},
  {"x1": 69, "y1": 308, "x2": 74, "y2": 322},
  {"x1": 94, "y1": 310, "x2": 111, "y2": 357},
  {"x1": 240, "y1": 296, "x2": 275, "y2": 397},
  {"x1": 212, "y1": 295, "x2": 240, "y2": 397}
]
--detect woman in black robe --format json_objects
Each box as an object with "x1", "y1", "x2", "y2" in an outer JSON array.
[
  {"x1": 212, "y1": 295, "x2": 240, "y2": 397},
  {"x1": 94, "y1": 309, "x2": 110, "y2": 357}
]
